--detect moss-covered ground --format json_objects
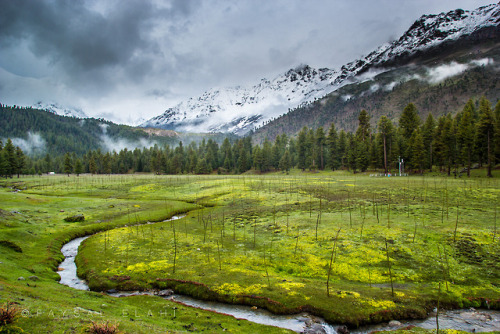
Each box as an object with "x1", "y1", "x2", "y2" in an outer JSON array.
[
  {"x1": 0, "y1": 174, "x2": 293, "y2": 333},
  {"x1": 73, "y1": 171, "x2": 499, "y2": 329}
]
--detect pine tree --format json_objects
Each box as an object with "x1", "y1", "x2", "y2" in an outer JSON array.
[
  {"x1": 347, "y1": 134, "x2": 357, "y2": 173},
  {"x1": 3, "y1": 139, "x2": 16, "y2": 178},
  {"x1": 74, "y1": 159, "x2": 83, "y2": 176},
  {"x1": 15, "y1": 146, "x2": 25, "y2": 178},
  {"x1": 221, "y1": 138, "x2": 233, "y2": 170},
  {"x1": 44, "y1": 153, "x2": 52, "y2": 173},
  {"x1": 338, "y1": 130, "x2": 348, "y2": 169},
  {"x1": 422, "y1": 114, "x2": 436, "y2": 171},
  {"x1": 457, "y1": 106, "x2": 474, "y2": 177},
  {"x1": 408, "y1": 128, "x2": 425, "y2": 174},
  {"x1": 297, "y1": 127, "x2": 308, "y2": 171},
  {"x1": 475, "y1": 97, "x2": 495, "y2": 177},
  {"x1": 279, "y1": 150, "x2": 291, "y2": 172},
  {"x1": 89, "y1": 156, "x2": 97, "y2": 175},
  {"x1": 355, "y1": 109, "x2": 371, "y2": 142},
  {"x1": 356, "y1": 141, "x2": 369, "y2": 172},
  {"x1": 253, "y1": 146, "x2": 264, "y2": 172},
  {"x1": 326, "y1": 123, "x2": 339, "y2": 170},
  {"x1": 307, "y1": 129, "x2": 315, "y2": 170},
  {"x1": 0, "y1": 151, "x2": 8, "y2": 177},
  {"x1": 63, "y1": 153, "x2": 73, "y2": 176},
  {"x1": 315, "y1": 127, "x2": 326, "y2": 170},
  {"x1": 399, "y1": 103, "x2": 421, "y2": 160},
  {"x1": 378, "y1": 116, "x2": 393, "y2": 174},
  {"x1": 494, "y1": 100, "x2": 500, "y2": 166},
  {"x1": 399, "y1": 103, "x2": 421, "y2": 139},
  {"x1": 262, "y1": 139, "x2": 273, "y2": 172}
]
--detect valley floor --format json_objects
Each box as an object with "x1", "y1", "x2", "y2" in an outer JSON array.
[{"x1": 0, "y1": 170, "x2": 498, "y2": 333}]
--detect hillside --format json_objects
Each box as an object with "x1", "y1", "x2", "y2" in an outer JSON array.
[
  {"x1": 252, "y1": 39, "x2": 500, "y2": 142},
  {"x1": 0, "y1": 105, "x2": 180, "y2": 157},
  {"x1": 143, "y1": 3, "x2": 500, "y2": 136}
]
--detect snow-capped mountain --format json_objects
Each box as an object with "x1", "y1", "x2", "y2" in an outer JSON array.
[
  {"x1": 33, "y1": 101, "x2": 87, "y2": 119},
  {"x1": 142, "y1": 3, "x2": 500, "y2": 135}
]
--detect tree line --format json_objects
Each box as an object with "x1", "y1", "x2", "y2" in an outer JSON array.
[{"x1": 6, "y1": 97, "x2": 500, "y2": 177}]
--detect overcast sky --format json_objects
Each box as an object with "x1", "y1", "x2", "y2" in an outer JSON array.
[{"x1": 0, "y1": 0, "x2": 494, "y2": 124}]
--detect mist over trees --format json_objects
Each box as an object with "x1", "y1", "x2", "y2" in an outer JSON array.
[{"x1": 3, "y1": 98, "x2": 500, "y2": 177}]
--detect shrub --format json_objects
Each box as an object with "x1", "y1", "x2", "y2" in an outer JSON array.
[
  {"x1": 0, "y1": 302, "x2": 19, "y2": 326},
  {"x1": 86, "y1": 321, "x2": 120, "y2": 334}
]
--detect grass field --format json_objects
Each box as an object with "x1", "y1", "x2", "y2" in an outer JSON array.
[{"x1": 0, "y1": 171, "x2": 499, "y2": 333}]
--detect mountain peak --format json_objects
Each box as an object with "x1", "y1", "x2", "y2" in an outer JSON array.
[
  {"x1": 142, "y1": 2, "x2": 500, "y2": 135},
  {"x1": 33, "y1": 101, "x2": 87, "y2": 119}
]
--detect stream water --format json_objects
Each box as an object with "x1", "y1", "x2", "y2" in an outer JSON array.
[{"x1": 58, "y1": 216, "x2": 500, "y2": 333}]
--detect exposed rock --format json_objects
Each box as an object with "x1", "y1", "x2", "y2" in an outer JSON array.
[
  {"x1": 155, "y1": 289, "x2": 174, "y2": 297},
  {"x1": 336, "y1": 325, "x2": 350, "y2": 334},
  {"x1": 388, "y1": 320, "x2": 402, "y2": 327},
  {"x1": 28, "y1": 276, "x2": 39, "y2": 281},
  {"x1": 17, "y1": 277, "x2": 25, "y2": 281},
  {"x1": 303, "y1": 317, "x2": 327, "y2": 334}
]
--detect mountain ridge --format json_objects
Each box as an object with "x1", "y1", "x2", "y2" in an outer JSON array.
[{"x1": 141, "y1": 2, "x2": 500, "y2": 135}]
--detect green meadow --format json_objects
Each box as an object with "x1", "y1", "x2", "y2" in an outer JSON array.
[{"x1": 1, "y1": 171, "x2": 499, "y2": 333}]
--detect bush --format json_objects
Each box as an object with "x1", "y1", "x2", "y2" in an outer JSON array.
[
  {"x1": 86, "y1": 321, "x2": 120, "y2": 334},
  {"x1": 0, "y1": 302, "x2": 19, "y2": 326}
]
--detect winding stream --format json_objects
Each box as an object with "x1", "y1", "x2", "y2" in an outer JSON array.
[{"x1": 58, "y1": 216, "x2": 500, "y2": 333}]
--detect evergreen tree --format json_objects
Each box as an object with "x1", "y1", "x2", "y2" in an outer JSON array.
[
  {"x1": 433, "y1": 115, "x2": 453, "y2": 173},
  {"x1": 74, "y1": 158, "x2": 83, "y2": 176},
  {"x1": 399, "y1": 103, "x2": 421, "y2": 160},
  {"x1": 347, "y1": 134, "x2": 357, "y2": 173},
  {"x1": 43, "y1": 153, "x2": 52, "y2": 173},
  {"x1": 221, "y1": 138, "x2": 233, "y2": 170},
  {"x1": 63, "y1": 153, "x2": 73, "y2": 176},
  {"x1": 399, "y1": 103, "x2": 421, "y2": 139},
  {"x1": 494, "y1": 100, "x2": 500, "y2": 166},
  {"x1": 377, "y1": 116, "x2": 393, "y2": 174},
  {"x1": 89, "y1": 156, "x2": 97, "y2": 174},
  {"x1": 261, "y1": 138, "x2": 273, "y2": 172},
  {"x1": 315, "y1": 127, "x2": 326, "y2": 170},
  {"x1": 407, "y1": 128, "x2": 425, "y2": 174},
  {"x1": 252, "y1": 146, "x2": 264, "y2": 172},
  {"x1": 421, "y1": 114, "x2": 436, "y2": 171},
  {"x1": 0, "y1": 151, "x2": 8, "y2": 177},
  {"x1": 306, "y1": 128, "x2": 315, "y2": 170},
  {"x1": 297, "y1": 127, "x2": 308, "y2": 171},
  {"x1": 195, "y1": 158, "x2": 211, "y2": 174},
  {"x1": 338, "y1": 130, "x2": 347, "y2": 169},
  {"x1": 15, "y1": 146, "x2": 25, "y2": 177},
  {"x1": 326, "y1": 123, "x2": 339, "y2": 170},
  {"x1": 237, "y1": 145, "x2": 250, "y2": 174},
  {"x1": 356, "y1": 141, "x2": 369, "y2": 172},
  {"x1": 355, "y1": 109, "x2": 371, "y2": 142},
  {"x1": 457, "y1": 106, "x2": 474, "y2": 176},
  {"x1": 3, "y1": 139, "x2": 16, "y2": 177},
  {"x1": 475, "y1": 97, "x2": 495, "y2": 177},
  {"x1": 278, "y1": 149, "x2": 291, "y2": 172}
]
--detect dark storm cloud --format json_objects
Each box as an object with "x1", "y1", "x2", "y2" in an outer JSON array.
[
  {"x1": 0, "y1": 0, "x2": 198, "y2": 79},
  {"x1": 0, "y1": 0, "x2": 494, "y2": 124}
]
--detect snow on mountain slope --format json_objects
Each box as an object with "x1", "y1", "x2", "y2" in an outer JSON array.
[
  {"x1": 33, "y1": 101, "x2": 87, "y2": 119},
  {"x1": 142, "y1": 3, "x2": 500, "y2": 135},
  {"x1": 143, "y1": 65, "x2": 341, "y2": 135}
]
